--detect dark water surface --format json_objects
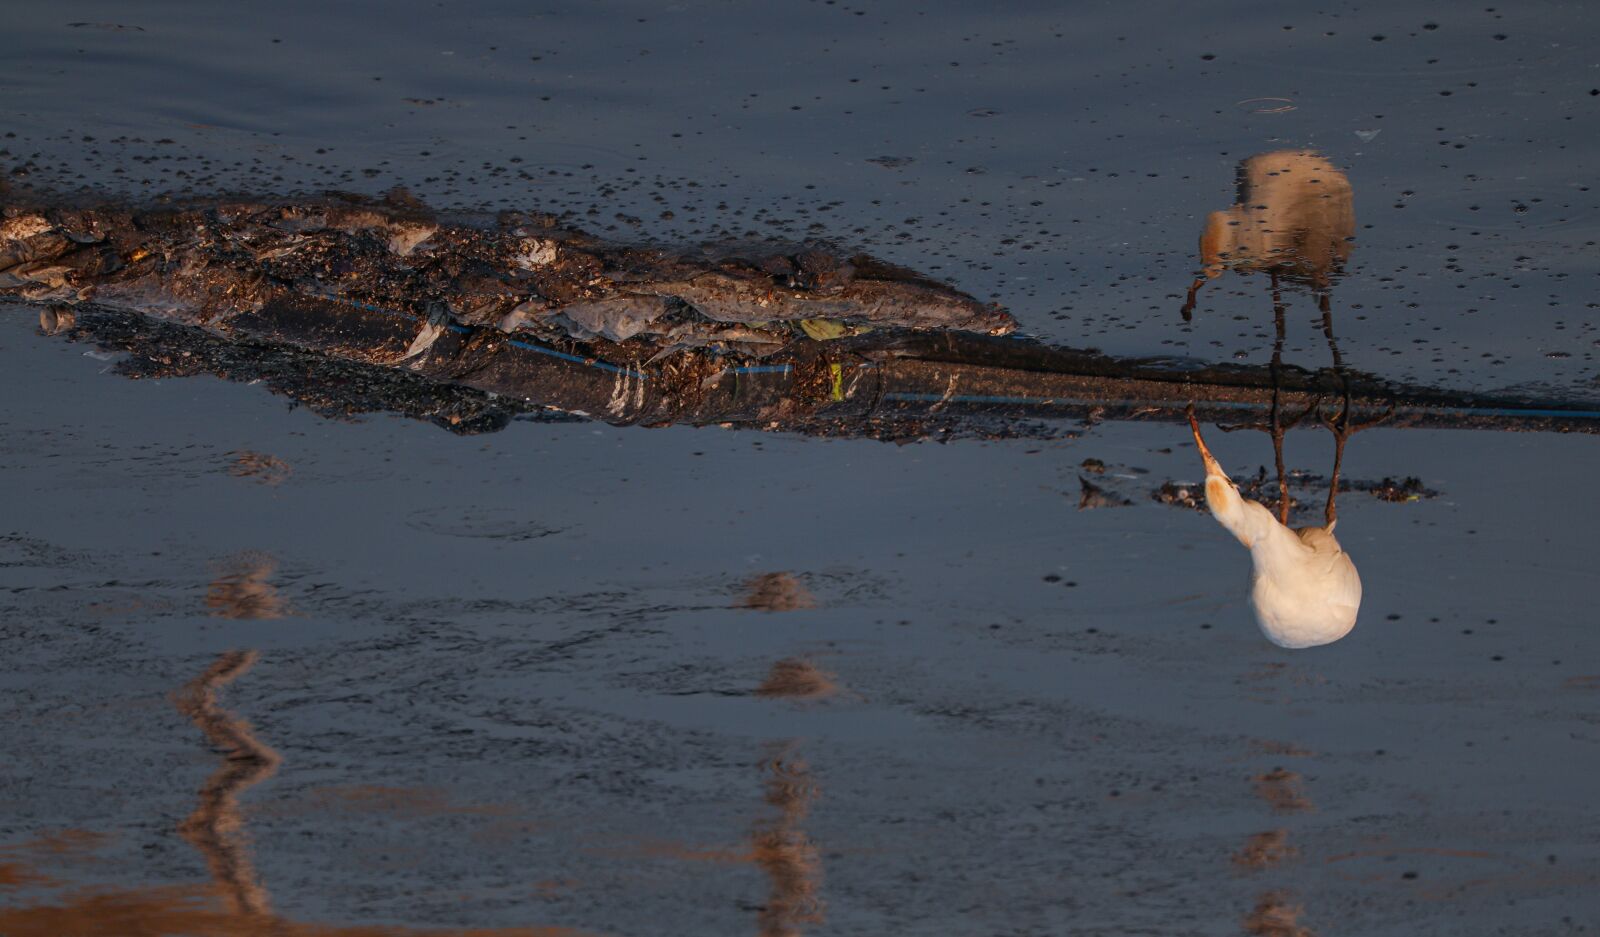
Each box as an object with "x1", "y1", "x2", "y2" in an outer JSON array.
[{"x1": 3, "y1": 2, "x2": 1599, "y2": 935}]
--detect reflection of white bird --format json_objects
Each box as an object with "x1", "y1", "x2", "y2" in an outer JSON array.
[{"x1": 1187, "y1": 407, "x2": 1361, "y2": 649}]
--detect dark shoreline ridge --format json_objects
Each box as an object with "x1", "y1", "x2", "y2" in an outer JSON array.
[{"x1": 4, "y1": 184, "x2": 1597, "y2": 437}]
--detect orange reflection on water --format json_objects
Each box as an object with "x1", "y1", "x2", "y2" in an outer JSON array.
[
  {"x1": 0, "y1": 861, "x2": 55, "y2": 889},
  {"x1": 0, "y1": 652, "x2": 598, "y2": 937},
  {"x1": 0, "y1": 882, "x2": 597, "y2": 937},
  {"x1": 1233, "y1": 830, "x2": 1298, "y2": 871},
  {"x1": 751, "y1": 748, "x2": 824, "y2": 937},
  {"x1": 206, "y1": 555, "x2": 288, "y2": 620},
  {"x1": 1243, "y1": 890, "x2": 1314, "y2": 937},
  {"x1": 1252, "y1": 768, "x2": 1313, "y2": 814},
  {"x1": 739, "y1": 573, "x2": 817, "y2": 612},
  {"x1": 754, "y1": 659, "x2": 839, "y2": 701},
  {"x1": 172, "y1": 650, "x2": 281, "y2": 919}
]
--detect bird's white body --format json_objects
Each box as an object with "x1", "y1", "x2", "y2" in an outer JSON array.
[{"x1": 1189, "y1": 419, "x2": 1362, "y2": 648}]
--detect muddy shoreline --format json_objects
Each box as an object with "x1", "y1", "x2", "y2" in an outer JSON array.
[{"x1": 9, "y1": 187, "x2": 1598, "y2": 440}]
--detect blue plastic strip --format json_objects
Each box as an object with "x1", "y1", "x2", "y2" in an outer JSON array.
[
  {"x1": 317, "y1": 291, "x2": 648, "y2": 381},
  {"x1": 505, "y1": 338, "x2": 649, "y2": 379}
]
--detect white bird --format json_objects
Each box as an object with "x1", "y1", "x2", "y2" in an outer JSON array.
[{"x1": 1187, "y1": 406, "x2": 1361, "y2": 649}]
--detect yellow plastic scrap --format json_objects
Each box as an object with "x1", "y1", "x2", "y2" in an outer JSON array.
[{"x1": 799, "y1": 318, "x2": 873, "y2": 341}]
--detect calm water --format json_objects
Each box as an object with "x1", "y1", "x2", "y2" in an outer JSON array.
[{"x1": 2, "y1": 2, "x2": 1598, "y2": 935}]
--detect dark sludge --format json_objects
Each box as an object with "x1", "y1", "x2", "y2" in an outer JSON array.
[{"x1": 5, "y1": 186, "x2": 1598, "y2": 437}]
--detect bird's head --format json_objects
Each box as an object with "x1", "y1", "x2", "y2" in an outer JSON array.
[{"x1": 1197, "y1": 209, "x2": 1239, "y2": 281}]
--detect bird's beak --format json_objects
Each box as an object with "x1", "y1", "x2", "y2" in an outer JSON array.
[{"x1": 1186, "y1": 404, "x2": 1228, "y2": 479}]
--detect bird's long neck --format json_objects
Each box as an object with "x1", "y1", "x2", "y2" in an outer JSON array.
[
  {"x1": 1189, "y1": 410, "x2": 1294, "y2": 550},
  {"x1": 1203, "y1": 472, "x2": 1284, "y2": 550}
]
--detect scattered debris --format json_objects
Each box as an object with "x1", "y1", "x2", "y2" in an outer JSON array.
[
  {"x1": 1345, "y1": 475, "x2": 1435, "y2": 502},
  {"x1": 1153, "y1": 479, "x2": 1205, "y2": 512},
  {"x1": 1110, "y1": 461, "x2": 1438, "y2": 521},
  {"x1": 0, "y1": 185, "x2": 1014, "y2": 368},
  {"x1": 7, "y1": 186, "x2": 1595, "y2": 439},
  {"x1": 37, "y1": 304, "x2": 73, "y2": 335},
  {"x1": 70, "y1": 309, "x2": 540, "y2": 434},
  {"x1": 1078, "y1": 476, "x2": 1133, "y2": 510}
]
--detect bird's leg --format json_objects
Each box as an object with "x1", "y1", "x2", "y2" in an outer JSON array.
[
  {"x1": 1213, "y1": 270, "x2": 1297, "y2": 438},
  {"x1": 1180, "y1": 277, "x2": 1207, "y2": 322},
  {"x1": 1309, "y1": 282, "x2": 1352, "y2": 527},
  {"x1": 1319, "y1": 291, "x2": 1346, "y2": 372},
  {"x1": 1317, "y1": 373, "x2": 1352, "y2": 527},
  {"x1": 1272, "y1": 406, "x2": 1292, "y2": 525},
  {"x1": 1315, "y1": 375, "x2": 1398, "y2": 527},
  {"x1": 1270, "y1": 270, "x2": 1288, "y2": 352},
  {"x1": 1325, "y1": 417, "x2": 1347, "y2": 527},
  {"x1": 1269, "y1": 270, "x2": 1291, "y2": 523}
]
